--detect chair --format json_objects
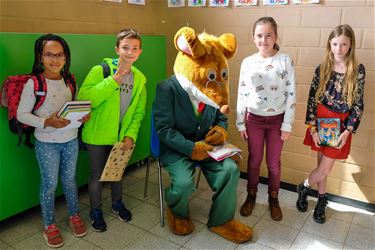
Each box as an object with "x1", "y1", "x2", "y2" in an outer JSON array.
[{"x1": 143, "y1": 114, "x2": 202, "y2": 227}]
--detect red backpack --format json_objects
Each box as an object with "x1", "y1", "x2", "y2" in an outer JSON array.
[{"x1": 1, "y1": 73, "x2": 76, "y2": 148}]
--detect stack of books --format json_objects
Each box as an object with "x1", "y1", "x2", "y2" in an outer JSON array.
[{"x1": 57, "y1": 100, "x2": 91, "y2": 130}]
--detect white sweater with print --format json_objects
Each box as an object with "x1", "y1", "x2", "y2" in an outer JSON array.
[
  {"x1": 17, "y1": 78, "x2": 77, "y2": 143},
  {"x1": 236, "y1": 52, "x2": 296, "y2": 132}
]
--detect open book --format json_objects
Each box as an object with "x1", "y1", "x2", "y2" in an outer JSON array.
[
  {"x1": 57, "y1": 100, "x2": 91, "y2": 130},
  {"x1": 317, "y1": 118, "x2": 341, "y2": 147},
  {"x1": 208, "y1": 141, "x2": 242, "y2": 161}
]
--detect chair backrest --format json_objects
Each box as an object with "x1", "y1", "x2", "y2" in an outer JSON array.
[{"x1": 150, "y1": 110, "x2": 160, "y2": 158}]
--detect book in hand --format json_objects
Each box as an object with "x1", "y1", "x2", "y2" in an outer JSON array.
[
  {"x1": 317, "y1": 118, "x2": 341, "y2": 147},
  {"x1": 208, "y1": 141, "x2": 242, "y2": 161},
  {"x1": 99, "y1": 142, "x2": 135, "y2": 182},
  {"x1": 57, "y1": 100, "x2": 91, "y2": 130}
]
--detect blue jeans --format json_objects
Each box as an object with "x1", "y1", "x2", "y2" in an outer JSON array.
[{"x1": 35, "y1": 138, "x2": 80, "y2": 227}]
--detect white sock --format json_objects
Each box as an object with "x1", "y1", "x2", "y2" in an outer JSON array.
[{"x1": 304, "y1": 179, "x2": 310, "y2": 188}]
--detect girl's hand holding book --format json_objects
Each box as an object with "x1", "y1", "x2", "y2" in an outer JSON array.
[
  {"x1": 336, "y1": 129, "x2": 350, "y2": 149},
  {"x1": 44, "y1": 112, "x2": 70, "y2": 129}
]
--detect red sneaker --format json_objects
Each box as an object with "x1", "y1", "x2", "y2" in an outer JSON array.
[
  {"x1": 69, "y1": 214, "x2": 87, "y2": 237},
  {"x1": 43, "y1": 224, "x2": 64, "y2": 248}
]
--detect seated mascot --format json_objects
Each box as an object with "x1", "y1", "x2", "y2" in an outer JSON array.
[{"x1": 153, "y1": 27, "x2": 253, "y2": 243}]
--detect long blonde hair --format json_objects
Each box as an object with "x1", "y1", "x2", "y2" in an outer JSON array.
[{"x1": 316, "y1": 24, "x2": 358, "y2": 107}]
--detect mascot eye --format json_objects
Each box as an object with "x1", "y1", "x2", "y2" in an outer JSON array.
[
  {"x1": 221, "y1": 69, "x2": 228, "y2": 80},
  {"x1": 207, "y1": 69, "x2": 217, "y2": 81}
]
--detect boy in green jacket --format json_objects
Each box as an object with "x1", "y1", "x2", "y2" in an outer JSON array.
[{"x1": 78, "y1": 28, "x2": 146, "y2": 232}]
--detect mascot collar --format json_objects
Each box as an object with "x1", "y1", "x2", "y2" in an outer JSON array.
[{"x1": 175, "y1": 73, "x2": 220, "y2": 110}]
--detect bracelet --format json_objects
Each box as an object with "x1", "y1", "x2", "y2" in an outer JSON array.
[{"x1": 309, "y1": 126, "x2": 317, "y2": 135}]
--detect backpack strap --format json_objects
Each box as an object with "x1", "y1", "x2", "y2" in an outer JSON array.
[
  {"x1": 63, "y1": 73, "x2": 77, "y2": 100},
  {"x1": 101, "y1": 63, "x2": 111, "y2": 79},
  {"x1": 32, "y1": 74, "x2": 47, "y2": 112}
]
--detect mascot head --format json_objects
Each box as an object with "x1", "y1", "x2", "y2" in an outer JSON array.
[{"x1": 173, "y1": 27, "x2": 237, "y2": 115}]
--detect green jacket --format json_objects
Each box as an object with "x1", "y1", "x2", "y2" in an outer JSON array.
[
  {"x1": 153, "y1": 75, "x2": 228, "y2": 164},
  {"x1": 78, "y1": 58, "x2": 147, "y2": 145}
]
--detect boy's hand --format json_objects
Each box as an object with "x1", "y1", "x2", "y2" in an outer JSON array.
[
  {"x1": 113, "y1": 58, "x2": 132, "y2": 85},
  {"x1": 121, "y1": 136, "x2": 134, "y2": 151},
  {"x1": 78, "y1": 113, "x2": 91, "y2": 123},
  {"x1": 44, "y1": 112, "x2": 70, "y2": 129}
]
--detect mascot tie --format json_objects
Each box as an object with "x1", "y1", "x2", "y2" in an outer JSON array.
[{"x1": 198, "y1": 102, "x2": 206, "y2": 113}]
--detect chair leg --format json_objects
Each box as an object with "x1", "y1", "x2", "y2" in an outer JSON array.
[
  {"x1": 157, "y1": 159, "x2": 165, "y2": 227},
  {"x1": 143, "y1": 157, "x2": 151, "y2": 198},
  {"x1": 196, "y1": 168, "x2": 202, "y2": 189}
]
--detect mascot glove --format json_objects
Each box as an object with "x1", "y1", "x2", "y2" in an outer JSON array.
[
  {"x1": 191, "y1": 141, "x2": 214, "y2": 161},
  {"x1": 204, "y1": 125, "x2": 228, "y2": 146}
]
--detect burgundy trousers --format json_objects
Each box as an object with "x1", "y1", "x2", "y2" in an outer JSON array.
[{"x1": 245, "y1": 112, "x2": 284, "y2": 193}]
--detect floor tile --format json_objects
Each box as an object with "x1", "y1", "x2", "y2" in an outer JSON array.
[
  {"x1": 290, "y1": 231, "x2": 343, "y2": 249},
  {"x1": 262, "y1": 206, "x2": 310, "y2": 230},
  {"x1": 344, "y1": 223, "x2": 375, "y2": 249},
  {"x1": 0, "y1": 212, "x2": 43, "y2": 246},
  {"x1": 301, "y1": 215, "x2": 351, "y2": 243},
  {"x1": 252, "y1": 219, "x2": 299, "y2": 249},
  {"x1": 64, "y1": 238, "x2": 102, "y2": 249},
  {"x1": 125, "y1": 231, "x2": 181, "y2": 249},
  {"x1": 184, "y1": 227, "x2": 238, "y2": 250},
  {"x1": 148, "y1": 219, "x2": 206, "y2": 246},
  {"x1": 127, "y1": 202, "x2": 160, "y2": 230},
  {"x1": 83, "y1": 219, "x2": 143, "y2": 249},
  {"x1": 236, "y1": 241, "x2": 276, "y2": 249}
]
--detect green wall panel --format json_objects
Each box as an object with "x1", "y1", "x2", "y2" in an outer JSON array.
[{"x1": 0, "y1": 32, "x2": 166, "y2": 220}]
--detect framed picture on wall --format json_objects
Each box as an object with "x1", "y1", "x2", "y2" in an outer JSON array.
[
  {"x1": 293, "y1": 0, "x2": 319, "y2": 3},
  {"x1": 168, "y1": 0, "x2": 185, "y2": 7},
  {"x1": 263, "y1": 0, "x2": 288, "y2": 5},
  {"x1": 128, "y1": 0, "x2": 145, "y2": 5},
  {"x1": 188, "y1": 0, "x2": 206, "y2": 7},
  {"x1": 208, "y1": 0, "x2": 229, "y2": 7},
  {"x1": 233, "y1": 0, "x2": 257, "y2": 6}
]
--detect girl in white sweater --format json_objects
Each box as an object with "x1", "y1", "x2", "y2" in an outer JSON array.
[{"x1": 236, "y1": 17, "x2": 296, "y2": 221}]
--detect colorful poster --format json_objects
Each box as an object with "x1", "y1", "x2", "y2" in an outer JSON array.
[
  {"x1": 209, "y1": 0, "x2": 229, "y2": 7},
  {"x1": 233, "y1": 0, "x2": 257, "y2": 6},
  {"x1": 128, "y1": 0, "x2": 145, "y2": 5},
  {"x1": 263, "y1": 0, "x2": 288, "y2": 5},
  {"x1": 188, "y1": 0, "x2": 206, "y2": 6},
  {"x1": 168, "y1": 0, "x2": 185, "y2": 7},
  {"x1": 293, "y1": 0, "x2": 319, "y2": 3}
]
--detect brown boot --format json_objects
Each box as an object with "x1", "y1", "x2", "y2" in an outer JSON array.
[
  {"x1": 240, "y1": 188, "x2": 257, "y2": 217},
  {"x1": 166, "y1": 207, "x2": 194, "y2": 235},
  {"x1": 268, "y1": 191, "x2": 282, "y2": 221}
]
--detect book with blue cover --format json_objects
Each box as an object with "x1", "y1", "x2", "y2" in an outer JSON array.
[{"x1": 317, "y1": 118, "x2": 341, "y2": 147}]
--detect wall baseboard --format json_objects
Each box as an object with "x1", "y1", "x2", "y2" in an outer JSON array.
[{"x1": 239, "y1": 172, "x2": 375, "y2": 213}]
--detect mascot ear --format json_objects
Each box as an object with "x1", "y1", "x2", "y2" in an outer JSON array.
[
  {"x1": 174, "y1": 27, "x2": 206, "y2": 59},
  {"x1": 219, "y1": 33, "x2": 237, "y2": 59}
]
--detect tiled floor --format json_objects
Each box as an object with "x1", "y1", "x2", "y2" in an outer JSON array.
[{"x1": 1, "y1": 161, "x2": 374, "y2": 250}]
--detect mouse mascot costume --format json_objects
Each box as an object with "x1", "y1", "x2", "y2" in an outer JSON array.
[{"x1": 153, "y1": 27, "x2": 253, "y2": 243}]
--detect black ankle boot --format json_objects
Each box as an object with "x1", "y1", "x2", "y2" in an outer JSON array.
[
  {"x1": 296, "y1": 183, "x2": 310, "y2": 212},
  {"x1": 313, "y1": 194, "x2": 328, "y2": 224}
]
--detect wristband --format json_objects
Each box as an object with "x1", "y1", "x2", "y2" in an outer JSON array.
[
  {"x1": 309, "y1": 126, "x2": 317, "y2": 135},
  {"x1": 345, "y1": 128, "x2": 352, "y2": 133}
]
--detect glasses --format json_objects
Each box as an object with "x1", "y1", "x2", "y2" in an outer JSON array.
[{"x1": 42, "y1": 52, "x2": 65, "y2": 60}]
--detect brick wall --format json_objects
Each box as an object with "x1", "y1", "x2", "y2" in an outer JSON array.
[{"x1": 1, "y1": 0, "x2": 374, "y2": 203}]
